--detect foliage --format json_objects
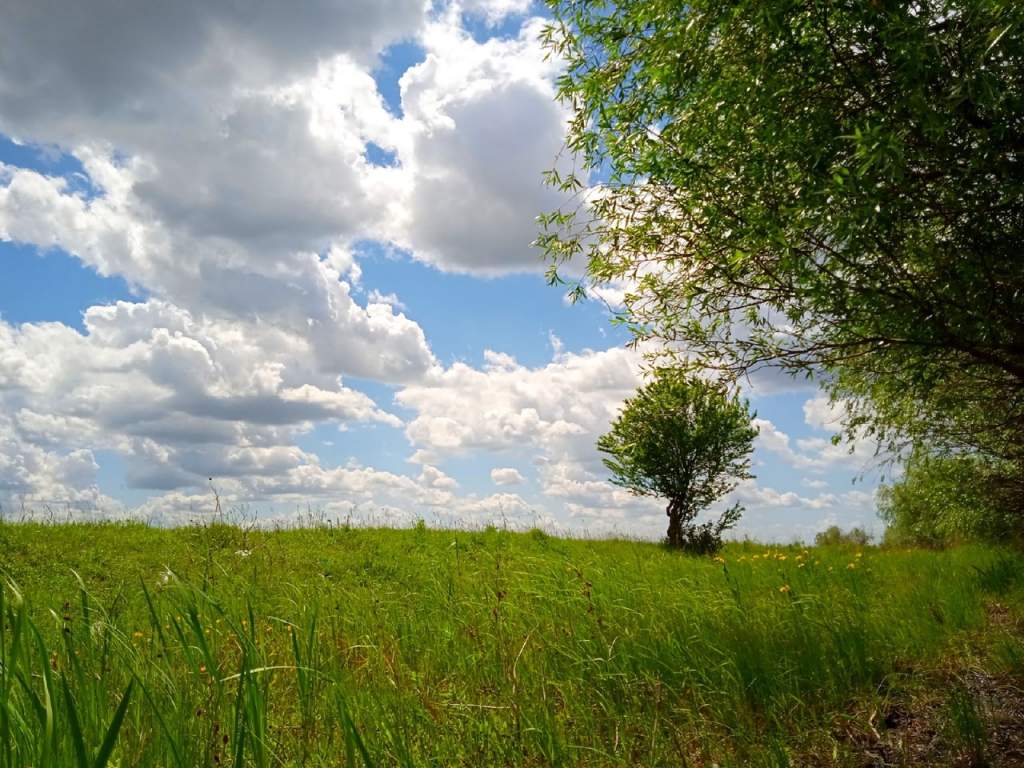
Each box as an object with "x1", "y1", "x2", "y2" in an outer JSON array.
[
  {"x1": 0, "y1": 522, "x2": 1021, "y2": 766},
  {"x1": 814, "y1": 525, "x2": 872, "y2": 548},
  {"x1": 597, "y1": 370, "x2": 756, "y2": 551},
  {"x1": 538, "y1": 0, "x2": 1024, "y2": 483},
  {"x1": 878, "y1": 449, "x2": 1020, "y2": 547}
]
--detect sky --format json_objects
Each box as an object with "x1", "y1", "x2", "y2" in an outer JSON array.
[{"x1": 0, "y1": 0, "x2": 883, "y2": 540}]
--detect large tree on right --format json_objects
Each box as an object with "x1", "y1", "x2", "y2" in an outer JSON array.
[{"x1": 539, "y1": 1, "x2": 1024, "y2": 484}]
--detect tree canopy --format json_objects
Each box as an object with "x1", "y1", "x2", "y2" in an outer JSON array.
[
  {"x1": 598, "y1": 370, "x2": 757, "y2": 551},
  {"x1": 539, "y1": 0, "x2": 1024, "y2": 478}
]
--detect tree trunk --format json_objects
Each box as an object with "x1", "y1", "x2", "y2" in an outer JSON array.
[{"x1": 666, "y1": 498, "x2": 685, "y2": 548}]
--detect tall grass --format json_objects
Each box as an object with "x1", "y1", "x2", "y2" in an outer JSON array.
[{"x1": 0, "y1": 522, "x2": 1020, "y2": 766}]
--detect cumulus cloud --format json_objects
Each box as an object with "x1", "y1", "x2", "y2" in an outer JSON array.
[
  {"x1": 0, "y1": 3, "x2": 497, "y2": 522},
  {"x1": 398, "y1": 345, "x2": 643, "y2": 461},
  {"x1": 490, "y1": 467, "x2": 524, "y2": 485},
  {"x1": 0, "y1": 2, "x2": 429, "y2": 299},
  {"x1": 394, "y1": 345, "x2": 691, "y2": 532},
  {"x1": 802, "y1": 395, "x2": 845, "y2": 431},
  {"x1": 753, "y1": 412, "x2": 877, "y2": 472},
  {"x1": 729, "y1": 483, "x2": 879, "y2": 543},
  {"x1": 0, "y1": 1, "x2": 569, "y2": 396},
  {"x1": 460, "y1": 0, "x2": 535, "y2": 25},
  {"x1": 0, "y1": 2, "x2": 427, "y2": 431},
  {"x1": 132, "y1": 462, "x2": 536, "y2": 531},
  {"x1": 0, "y1": 164, "x2": 438, "y2": 382},
  {"x1": 0, "y1": 305, "x2": 403, "y2": 491},
  {"x1": 383, "y1": 15, "x2": 573, "y2": 272},
  {"x1": 0, "y1": 1, "x2": 573, "y2": 306},
  {"x1": 0, "y1": 301, "x2": 544, "y2": 527},
  {"x1": 0, "y1": 0, "x2": 423, "y2": 145},
  {"x1": 0, "y1": 413, "x2": 124, "y2": 519}
]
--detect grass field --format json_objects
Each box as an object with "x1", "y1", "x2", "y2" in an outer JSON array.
[{"x1": 1, "y1": 522, "x2": 1023, "y2": 767}]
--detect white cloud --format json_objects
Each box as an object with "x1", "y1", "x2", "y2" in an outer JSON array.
[
  {"x1": 753, "y1": 413, "x2": 876, "y2": 472},
  {"x1": 395, "y1": 345, "x2": 683, "y2": 531},
  {"x1": 0, "y1": 2, "x2": 574, "y2": 309},
  {"x1": 0, "y1": 167, "x2": 437, "y2": 383},
  {"x1": 0, "y1": 13, "x2": 450, "y2": 510},
  {"x1": 460, "y1": 0, "x2": 534, "y2": 25},
  {"x1": 398, "y1": 345, "x2": 643, "y2": 462},
  {"x1": 367, "y1": 289, "x2": 407, "y2": 312},
  {"x1": 0, "y1": 306, "x2": 404, "y2": 491},
  {"x1": 394, "y1": 347, "x2": 883, "y2": 538},
  {"x1": 0, "y1": 413, "x2": 124, "y2": 519},
  {"x1": 130, "y1": 461, "x2": 538, "y2": 531},
  {"x1": 802, "y1": 395, "x2": 844, "y2": 431},
  {"x1": 0, "y1": 3, "x2": 442, "y2": 419},
  {"x1": 0, "y1": 3, "x2": 426, "y2": 296},
  {"x1": 490, "y1": 467, "x2": 524, "y2": 485},
  {"x1": 383, "y1": 15, "x2": 574, "y2": 272},
  {"x1": 0, "y1": 1, "x2": 424, "y2": 145},
  {"x1": 729, "y1": 483, "x2": 879, "y2": 543}
]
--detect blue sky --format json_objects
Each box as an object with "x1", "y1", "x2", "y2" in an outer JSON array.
[{"x1": 0, "y1": 0, "x2": 881, "y2": 539}]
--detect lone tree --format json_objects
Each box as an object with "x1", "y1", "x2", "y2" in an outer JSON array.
[{"x1": 598, "y1": 371, "x2": 757, "y2": 552}]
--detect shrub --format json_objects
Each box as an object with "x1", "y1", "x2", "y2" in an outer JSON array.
[
  {"x1": 814, "y1": 525, "x2": 871, "y2": 547},
  {"x1": 878, "y1": 450, "x2": 1020, "y2": 547}
]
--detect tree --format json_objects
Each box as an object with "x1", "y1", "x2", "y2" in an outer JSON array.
[
  {"x1": 814, "y1": 525, "x2": 871, "y2": 547},
  {"x1": 598, "y1": 370, "x2": 757, "y2": 552},
  {"x1": 877, "y1": 448, "x2": 1021, "y2": 547},
  {"x1": 539, "y1": 0, "x2": 1024, "y2": 485}
]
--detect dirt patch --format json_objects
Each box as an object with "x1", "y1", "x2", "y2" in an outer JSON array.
[{"x1": 839, "y1": 603, "x2": 1024, "y2": 767}]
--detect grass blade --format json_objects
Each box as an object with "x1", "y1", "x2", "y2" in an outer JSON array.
[
  {"x1": 136, "y1": 678, "x2": 185, "y2": 768},
  {"x1": 232, "y1": 661, "x2": 247, "y2": 768},
  {"x1": 93, "y1": 680, "x2": 133, "y2": 768},
  {"x1": 60, "y1": 677, "x2": 90, "y2": 768},
  {"x1": 336, "y1": 693, "x2": 375, "y2": 768}
]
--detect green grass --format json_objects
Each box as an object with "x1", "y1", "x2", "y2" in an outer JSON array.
[{"x1": 0, "y1": 521, "x2": 1021, "y2": 766}]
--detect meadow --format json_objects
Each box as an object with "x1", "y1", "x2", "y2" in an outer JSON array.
[{"x1": 1, "y1": 521, "x2": 1022, "y2": 767}]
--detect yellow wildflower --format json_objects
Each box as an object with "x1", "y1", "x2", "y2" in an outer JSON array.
[{"x1": 779, "y1": 584, "x2": 791, "y2": 594}]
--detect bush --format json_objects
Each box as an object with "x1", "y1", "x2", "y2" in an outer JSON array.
[
  {"x1": 814, "y1": 525, "x2": 871, "y2": 547},
  {"x1": 878, "y1": 450, "x2": 1020, "y2": 547}
]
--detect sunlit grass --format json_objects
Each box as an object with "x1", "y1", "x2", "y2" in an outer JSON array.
[{"x1": 0, "y1": 521, "x2": 1021, "y2": 766}]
